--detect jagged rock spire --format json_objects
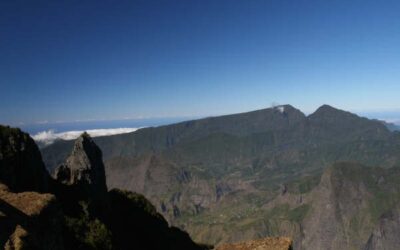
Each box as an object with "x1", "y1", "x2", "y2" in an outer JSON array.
[{"x1": 54, "y1": 132, "x2": 107, "y2": 200}]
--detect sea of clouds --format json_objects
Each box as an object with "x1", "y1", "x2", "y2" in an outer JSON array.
[{"x1": 32, "y1": 127, "x2": 138, "y2": 146}]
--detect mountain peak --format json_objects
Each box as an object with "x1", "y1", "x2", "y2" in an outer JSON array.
[
  {"x1": 308, "y1": 104, "x2": 366, "y2": 123},
  {"x1": 272, "y1": 104, "x2": 298, "y2": 113},
  {"x1": 54, "y1": 132, "x2": 107, "y2": 200},
  {"x1": 73, "y1": 132, "x2": 95, "y2": 152},
  {"x1": 307, "y1": 105, "x2": 390, "y2": 138},
  {"x1": 309, "y1": 104, "x2": 349, "y2": 117}
]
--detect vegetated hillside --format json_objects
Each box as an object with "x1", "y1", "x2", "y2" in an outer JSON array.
[
  {"x1": 208, "y1": 162, "x2": 400, "y2": 250},
  {"x1": 40, "y1": 105, "x2": 400, "y2": 247},
  {"x1": 300, "y1": 162, "x2": 400, "y2": 250},
  {"x1": 0, "y1": 125, "x2": 210, "y2": 250}
]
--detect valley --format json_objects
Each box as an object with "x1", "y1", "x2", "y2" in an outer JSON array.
[{"x1": 40, "y1": 105, "x2": 400, "y2": 249}]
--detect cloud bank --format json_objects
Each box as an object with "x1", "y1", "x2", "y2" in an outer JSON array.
[
  {"x1": 385, "y1": 119, "x2": 400, "y2": 125},
  {"x1": 32, "y1": 127, "x2": 139, "y2": 146}
]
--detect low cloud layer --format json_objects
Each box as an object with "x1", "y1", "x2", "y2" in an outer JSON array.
[
  {"x1": 32, "y1": 127, "x2": 139, "y2": 146},
  {"x1": 385, "y1": 119, "x2": 400, "y2": 125}
]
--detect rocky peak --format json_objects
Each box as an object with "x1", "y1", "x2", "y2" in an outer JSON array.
[
  {"x1": 306, "y1": 105, "x2": 390, "y2": 140},
  {"x1": 308, "y1": 104, "x2": 359, "y2": 122},
  {"x1": 0, "y1": 125, "x2": 49, "y2": 193},
  {"x1": 54, "y1": 132, "x2": 107, "y2": 200}
]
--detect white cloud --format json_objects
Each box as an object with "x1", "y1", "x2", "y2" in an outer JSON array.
[
  {"x1": 276, "y1": 106, "x2": 285, "y2": 113},
  {"x1": 384, "y1": 119, "x2": 400, "y2": 125},
  {"x1": 32, "y1": 127, "x2": 139, "y2": 146}
]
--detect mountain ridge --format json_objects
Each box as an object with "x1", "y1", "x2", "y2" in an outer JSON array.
[{"x1": 39, "y1": 105, "x2": 400, "y2": 247}]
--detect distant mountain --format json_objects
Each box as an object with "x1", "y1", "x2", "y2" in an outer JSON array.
[
  {"x1": 379, "y1": 120, "x2": 400, "y2": 132},
  {"x1": 40, "y1": 105, "x2": 400, "y2": 248}
]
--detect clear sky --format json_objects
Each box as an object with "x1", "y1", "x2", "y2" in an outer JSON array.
[{"x1": 1, "y1": 0, "x2": 400, "y2": 126}]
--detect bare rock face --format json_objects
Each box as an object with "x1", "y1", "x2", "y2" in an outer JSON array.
[
  {"x1": 0, "y1": 125, "x2": 49, "y2": 192},
  {"x1": 364, "y1": 207, "x2": 400, "y2": 250},
  {"x1": 301, "y1": 163, "x2": 373, "y2": 250},
  {"x1": 54, "y1": 132, "x2": 107, "y2": 201}
]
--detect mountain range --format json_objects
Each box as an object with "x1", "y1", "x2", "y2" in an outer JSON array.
[{"x1": 39, "y1": 105, "x2": 400, "y2": 249}]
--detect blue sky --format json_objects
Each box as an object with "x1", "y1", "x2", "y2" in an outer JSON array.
[{"x1": 1, "y1": 0, "x2": 400, "y2": 126}]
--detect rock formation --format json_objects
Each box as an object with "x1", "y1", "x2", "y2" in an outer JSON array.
[
  {"x1": 54, "y1": 132, "x2": 107, "y2": 201},
  {"x1": 216, "y1": 237, "x2": 293, "y2": 250},
  {"x1": 364, "y1": 207, "x2": 400, "y2": 250},
  {"x1": 0, "y1": 183, "x2": 64, "y2": 249},
  {"x1": 0, "y1": 125, "x2": 50, "y2": 192}
]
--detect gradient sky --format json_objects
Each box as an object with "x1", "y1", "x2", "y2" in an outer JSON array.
[{"x1": 1, "y1": 0, "x2": 400, "y2": 125}]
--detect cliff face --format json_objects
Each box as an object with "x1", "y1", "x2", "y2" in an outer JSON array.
[
  {"x1": 364, "y1": 207, "x2": 400, "y2": 250},
  {"x1": 0, "y1": 125, "x2": 50, "y2": 192},
  {"x1": 300, "y1": 163, "x2": 375, "y2": 250}
]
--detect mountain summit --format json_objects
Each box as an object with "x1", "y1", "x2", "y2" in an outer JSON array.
[{"x1": 54, "y1": 132, "x2": 107, "y2": 201}]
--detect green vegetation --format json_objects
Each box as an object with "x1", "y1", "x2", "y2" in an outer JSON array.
[
  {"x1": 288, "y1": 204, "x2": 310, "y2": 222},
  {"x1": 64, "y1": 216, "x2": 112, "y2": 250},
  {"x1": 62, "y1": 201, "x2": 112, "y2": 250},
  {"x1": 287, "y1": 175, "x2": 321, "y2": 194},
  {"x1": 0, "y1": 125, "x2": 21, "y2": 138}
]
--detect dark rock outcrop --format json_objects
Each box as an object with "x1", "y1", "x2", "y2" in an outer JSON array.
[
  {"x1": 0, "y1": 125, "x2": 49, "y2": 192},
  {"x1": 0, "y1": 183, "x2": 64, "y2": 250},
  {"x1": 107, "y1": 189, "x2": 210, "y2": 250},
  {"x1": 54, "y1": 132, "x2": 107, "y2": 201}
]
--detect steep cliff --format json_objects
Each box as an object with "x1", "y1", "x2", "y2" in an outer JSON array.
[
  {"x1": 54, "y1": 132, "x2": 107, "y2": 201},
  {"x1": 364, "y1": 207, "x2": 400, "y2": 250},
  {"x1": 0, "y1": 125, "x2": 50, "y2": 192}
]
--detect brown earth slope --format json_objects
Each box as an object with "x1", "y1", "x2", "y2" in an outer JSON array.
[
  {"x1": 216, "y1": 237, "x2": 292, "y2": 250},
  {"x1": 0, "y1": 183, "x2": 64, "y2": 250}
]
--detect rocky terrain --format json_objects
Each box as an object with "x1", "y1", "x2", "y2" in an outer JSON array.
[
  {"x1": 216, "y1": 237, "x2": 293, "y2": 250},
  {"x1": 0, "y1": 125, "x2": 210, "y2": 250},
  {"x1": 0, "y1": 183, "x2": 63, "y2": 249},
  {"x1": 364, "y1": 206, "x2": 400, "y2": 250},
  {"x1": 40, "y1": 105, "x2": 400, "y2": 248}
]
